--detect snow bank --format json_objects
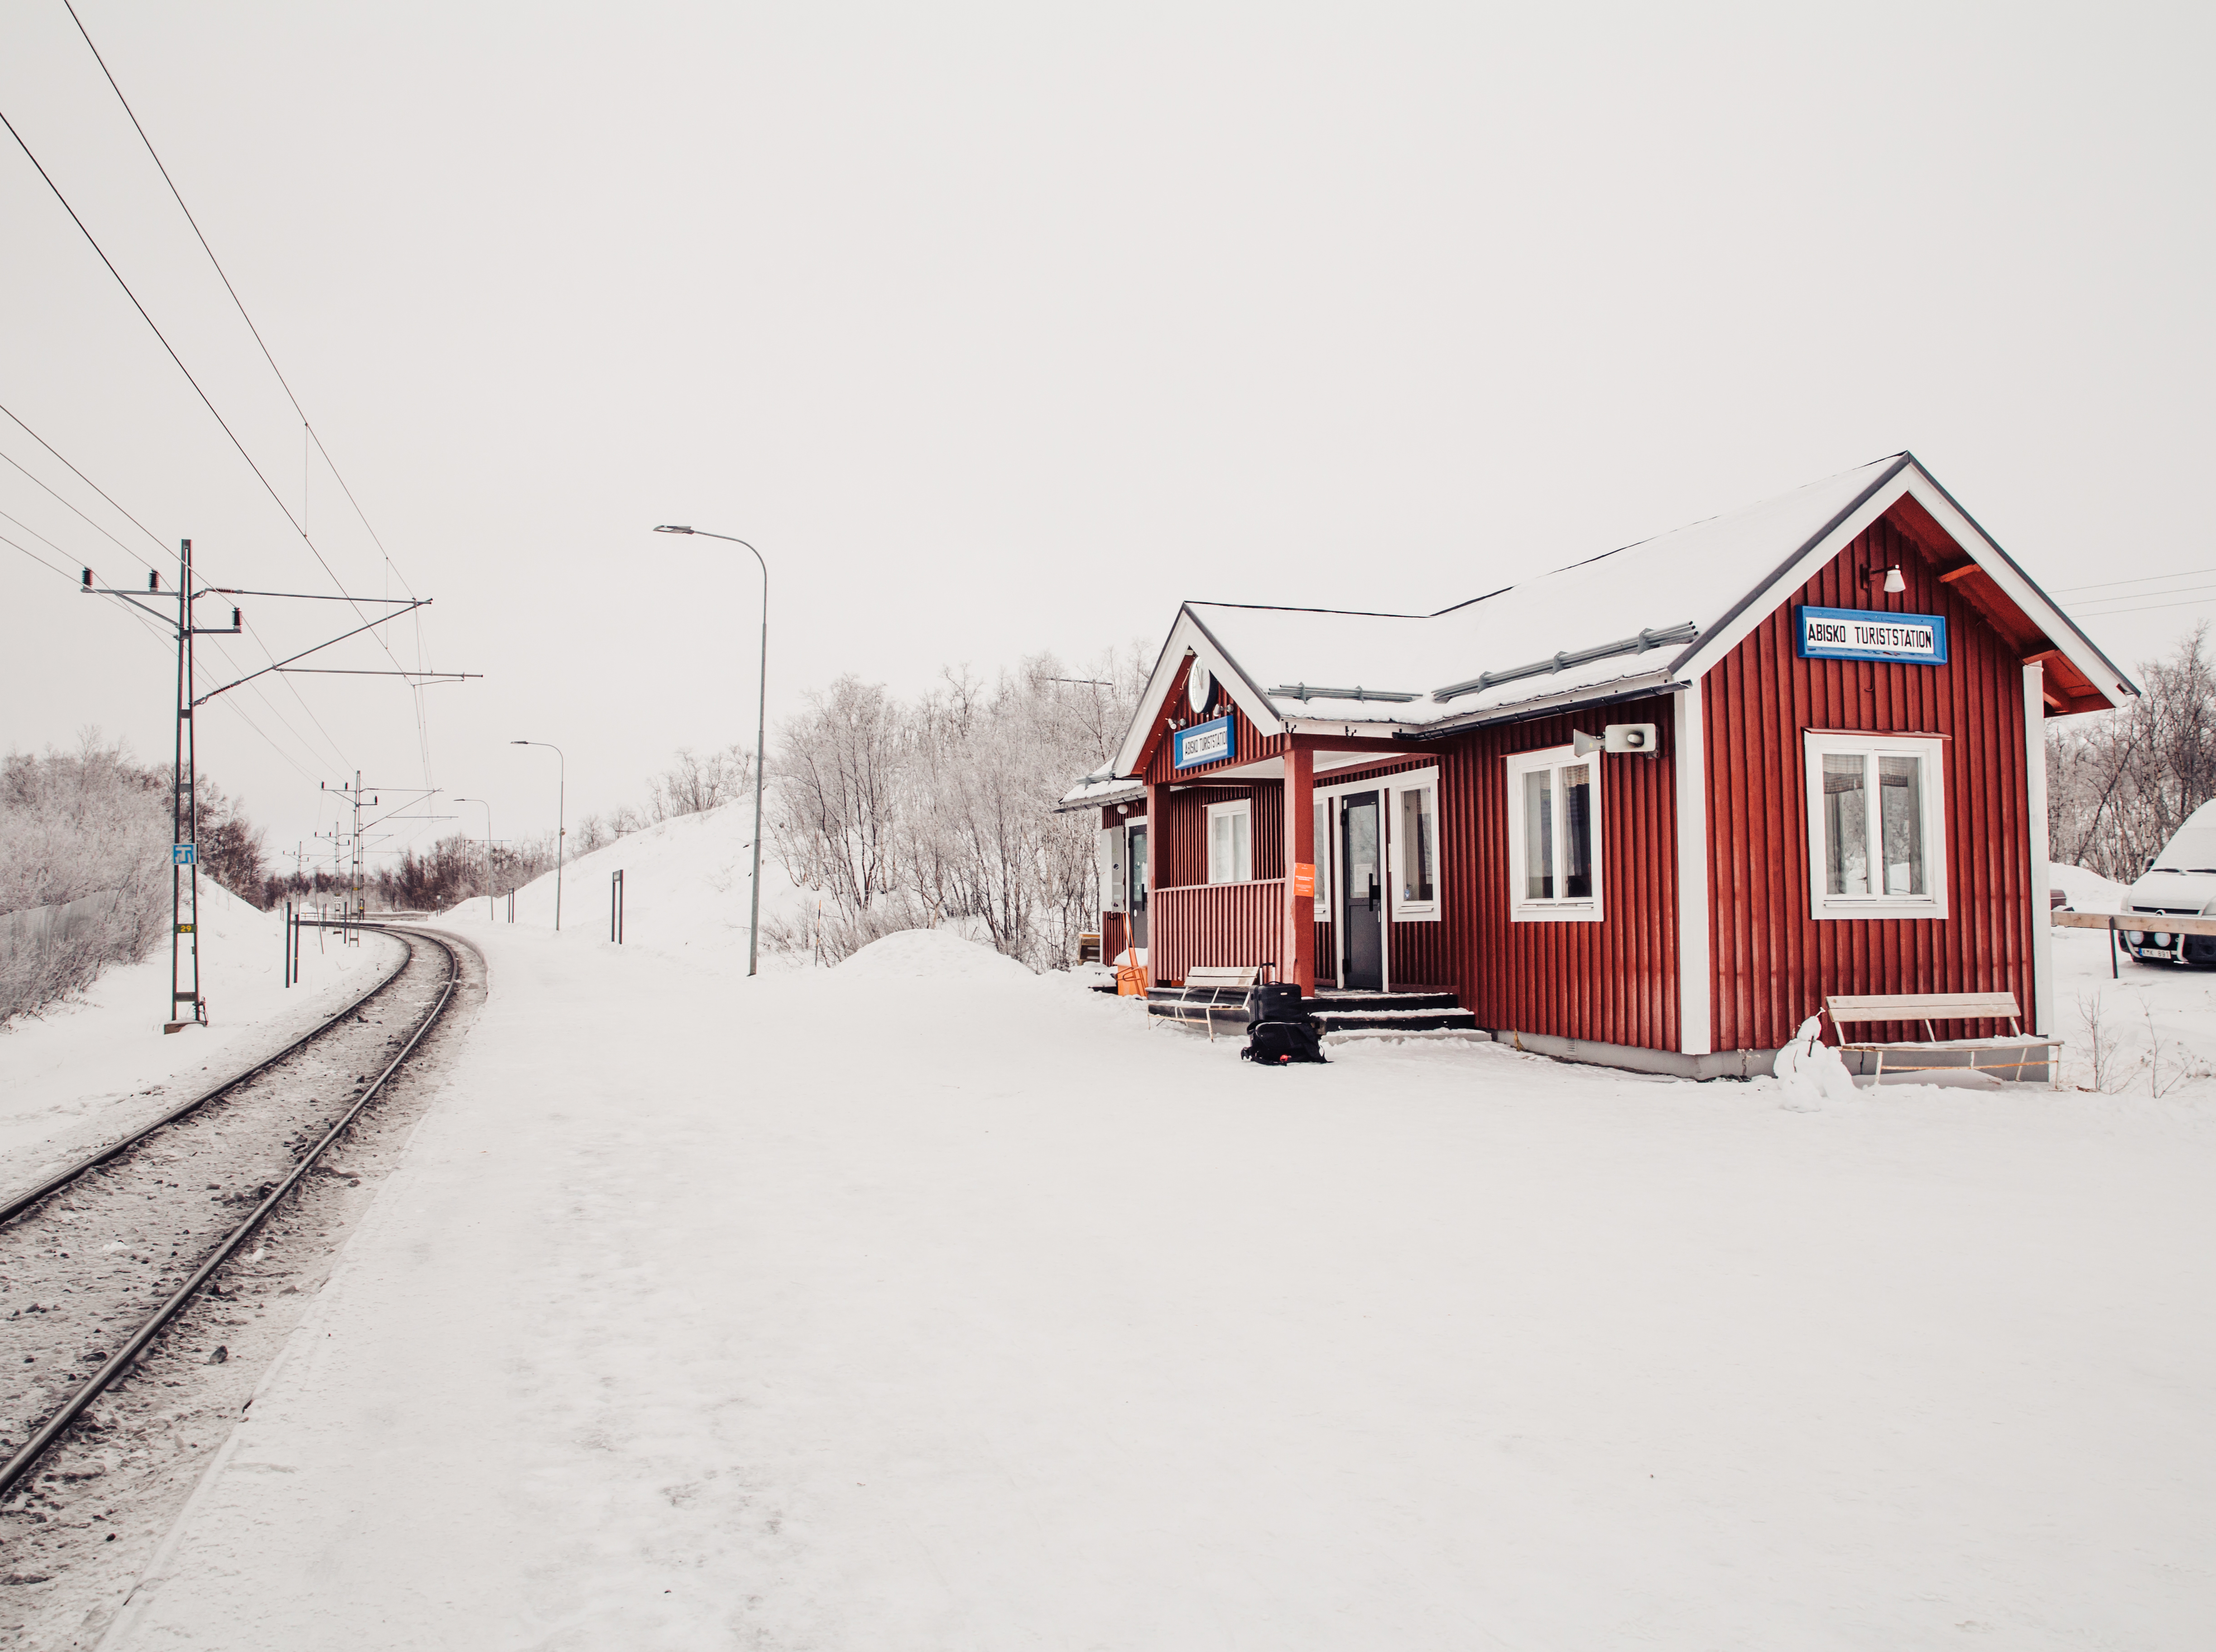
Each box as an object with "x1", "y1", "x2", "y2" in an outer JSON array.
[
  {"x1": 442, "y1": 801, "x2": 811, "y2": 965},
  {"x1": 835, "y1": 924, "x2": 1035, "y2": 982},
  {"x1": 2050, "y1": 860, "x2": 2127, "y2": 912}
]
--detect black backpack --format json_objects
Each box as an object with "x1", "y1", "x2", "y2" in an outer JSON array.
[{"x1": 1242, "y1": 1017, "x2": 1326, "y2": 1065}]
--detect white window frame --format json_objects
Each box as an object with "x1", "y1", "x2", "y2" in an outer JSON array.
[
  {"x1": 1390, "y1": 773, "x2": 1441, "y2": 920},
  {"x1": 1803, "y1": 731, "x2": 1949, "y2": 920},
  {"x1": 1506, "y1": 745, "x2": 1603, "y2": 923},
  {"x1": 1206, "y1": 798, "x2": 1253, "y2": 885}
]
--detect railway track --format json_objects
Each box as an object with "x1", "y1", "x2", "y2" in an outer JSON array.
[{"x1": 0, "y1": 925, "x2": 466, "y2": 1503}]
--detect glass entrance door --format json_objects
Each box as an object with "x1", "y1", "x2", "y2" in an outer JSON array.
[
  {"x1": 1341, "y1": 793, "x2": 1382, "y2": 990},
  {"x1": 1128, "y1": 824, "x2": 1149, "y2": 947}
]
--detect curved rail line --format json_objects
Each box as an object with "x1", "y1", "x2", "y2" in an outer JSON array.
[
  {"x1": 0, "y1": 926, "x2": 463, "y2": 1499},
  {"x1": 0, "y1": 932, "x2": 417, "y2": 1229}
]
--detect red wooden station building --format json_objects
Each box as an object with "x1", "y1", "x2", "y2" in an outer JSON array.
[{"x1": 1062, "y1": 454, "x2": 2133, "y2": 1076}]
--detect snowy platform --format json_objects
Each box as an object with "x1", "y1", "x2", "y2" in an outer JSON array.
[{"x1": 99, "y1": 919, "x2": 2216, "y2": 1649}]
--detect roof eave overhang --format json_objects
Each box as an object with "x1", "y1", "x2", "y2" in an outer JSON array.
[
  {"x1": 1109, "y1": 606, "x2": 1288, "y2": 778},
  {"x1": 1667, "y1": 455, "x2": 2136, "y2": 711}
]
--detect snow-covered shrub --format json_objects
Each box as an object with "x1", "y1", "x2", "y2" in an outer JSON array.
[{"x1": 0, "y1": 735, "x2": 170, "y2": 1024}]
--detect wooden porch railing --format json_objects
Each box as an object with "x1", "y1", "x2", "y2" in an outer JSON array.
[{"x1": 1153, "y1": 880, "x2": 1285, "y2": 985}]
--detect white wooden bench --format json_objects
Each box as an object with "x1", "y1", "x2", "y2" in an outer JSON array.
[
  {"x1": 1823, "y1": 991, "x2": 2061, "y2": 1087},
  {"x1": 1155, "y1": 965, "x2": 1265, "y2": 1040}
]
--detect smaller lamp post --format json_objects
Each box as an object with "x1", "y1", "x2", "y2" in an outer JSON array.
[
  {"x1": 510, "y1": 740, "x2": 566, "y2": 930},
  {"x1": 453, "y1": 797, "x2": 496, "y2": 919}
]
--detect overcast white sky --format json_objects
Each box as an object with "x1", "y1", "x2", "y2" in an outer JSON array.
[{"x1": 2, "y1": 3, "x2": 2210, "y2": 864}]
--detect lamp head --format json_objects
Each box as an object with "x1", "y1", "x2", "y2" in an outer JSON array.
[
  {"x1": 654, "y1": 524, "x2": 695, "y2": 535},
  {"x1": 1882, "y1": 566, "x2": 1907, "y2": 594}
]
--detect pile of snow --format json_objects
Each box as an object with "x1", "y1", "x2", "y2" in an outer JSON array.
[
  {"x1": 835, "y1": 925, "x2": 1036, "y2": 982},
  {"x1": 2051, "y1": 860, "x2": 2128, "y2": 912},
  {"x1": 1770, "y1": 1014, "x2": 1862, "y2": 1109}
]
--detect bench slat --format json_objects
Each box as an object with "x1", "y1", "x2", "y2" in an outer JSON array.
[
  {"x1": 1184, "y1": 966, "x2": 1261, "y2": 988},
  {"x1": 1826, "y1": 992, "x2": 2021, "y2": 1023}
]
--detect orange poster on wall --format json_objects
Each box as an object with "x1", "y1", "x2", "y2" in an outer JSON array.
[{"x1": 1291, "y1": 862, "x2": 1316, "y2": 898}]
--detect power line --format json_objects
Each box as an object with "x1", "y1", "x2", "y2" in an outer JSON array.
[
  {"x1": 2072, "y1": 584, "x2": 2216, "y2": 613},
  {"x1": 64, "y1": 0, "x2": 420, "y2": 610},
  {"x1": 59, "y1": 0, "x2": 433, "y2": 812},
  {"x1": 0, "y1": 399, "x2": 172, "y2": 573},
  {"x1": 2073, "y1": 592, "x2": 2216, "y2": 620},
  {"x1": 2055, "y1": 565, "x2": 2216, "y2": 595},
  {"x1": 0, "y1": 97, "x2": 408, "y2": 682}
]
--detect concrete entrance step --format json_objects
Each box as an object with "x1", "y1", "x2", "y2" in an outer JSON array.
[{"x1": 1310, "y1": 1005, "x2": 1482, "y2": 1033}]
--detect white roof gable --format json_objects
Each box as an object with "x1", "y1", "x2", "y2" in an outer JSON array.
[{"x1": 1110, "y1": 454, "x2": 2133, "y2": 778}]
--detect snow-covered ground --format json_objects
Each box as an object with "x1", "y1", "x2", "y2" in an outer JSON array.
[
  {"x1": 0, "y1": 880, "x2": 394, "y2": 1182},
  {"x1": 96, "y1": 860, "x2": 2216, "y2": 1649}
]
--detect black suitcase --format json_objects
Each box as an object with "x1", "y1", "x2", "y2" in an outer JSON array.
[
  {"x1": 1245, "y1": 981, "x2": 1305, "y2": 1024},
  {"x1": 1242, "y1": 1018, "x2": 1327, "y2": 1065}
]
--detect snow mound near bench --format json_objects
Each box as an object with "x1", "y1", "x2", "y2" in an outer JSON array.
[{"x1": 835, "y1": 927, "x2": 1034, "y2": 981}]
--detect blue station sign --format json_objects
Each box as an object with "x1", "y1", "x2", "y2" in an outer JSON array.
[
  {"x1": 1794, "y1": 605, "x2": 1949, "y2": 666},
  {"x1": 1174, "y1": 714, "x2": 1235, "y2": 771},
  {"x1": 172, "y1": 843, "x2": 196, "y2": 865}
]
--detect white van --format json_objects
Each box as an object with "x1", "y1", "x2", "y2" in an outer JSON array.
[{"x1": 2121, "y1": 798, "x2": 2216, "y2": 965}]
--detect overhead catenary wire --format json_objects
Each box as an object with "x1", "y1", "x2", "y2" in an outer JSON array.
[
  {"x1": 2054, "y1": 565, "x2": 2216, "y2": 595},
  {"x1": 0, "y1": 399, "x2": 172, "y2": 576},
  {"x1": 59, "y1": 2, "x2": 438, "y2": 804},
  {"x1": 0, "y1": 97, "x2": 416, "y2": 691}
]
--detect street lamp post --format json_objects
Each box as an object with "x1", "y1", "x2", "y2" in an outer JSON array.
[
  {"x1": 453, "y1": 797, "x2": 496, "y2": 919},
  {"x1": 654, "y1": 525, "x2": 769, "y2": 977},
  {"x1": 510, "y1": 740, "x2": 566, "y2": 930}
]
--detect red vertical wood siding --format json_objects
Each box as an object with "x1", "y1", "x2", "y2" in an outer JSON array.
[
  {"x1": 1102, "y1": 911, "x2": 1131, "y2": 962},
  {"x1": 1155, "y1": 780, "x2": 1287, "y2": 889},
  {"x1": 1432, "y1": 697, "x2": 1681, "y2": 1048},
  {"x1": 1154, "y1": 880, "x2": 1287, "y2": 984},
  {"x1": 1705, "y1": 510, "x2": 2034, "y2": 1051}
]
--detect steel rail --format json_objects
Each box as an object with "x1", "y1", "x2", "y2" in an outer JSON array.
[
  {"x1": 0, "y1": 930, "x2": 416, "y2": 1228},
  {"x1": 0, "y1": 927, "x2": 462, "y2": 1499}
]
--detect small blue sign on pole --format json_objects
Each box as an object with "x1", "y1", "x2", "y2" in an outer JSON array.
[
  {"x1": 172, "y1": 843, "x2": 196, "y2": 866},
  {"x1": 1174, "y1": 714, "x2": 1235, "y2": 771}
]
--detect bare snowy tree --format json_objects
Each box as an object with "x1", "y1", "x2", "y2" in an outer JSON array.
[
  {"x1": 2049, "y1": 626, "x2": 2216, "y2": 880},
  {"x1": 650, "y1": 744, "x2": 756, "y2": 821},
  {"x1": 764, "y1": 647, "x2": 1148, "y2": 968}
]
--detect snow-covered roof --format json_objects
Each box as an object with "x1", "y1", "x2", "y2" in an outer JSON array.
[
  {"x1": 1054, "y1": 769, "x2": 1146, "y2": 814},
  {"x1": 1106, "y1": 453, "x2": 2135, "y2": 780}
]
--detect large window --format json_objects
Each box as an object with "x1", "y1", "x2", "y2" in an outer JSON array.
[
  {"x1": 1506, "y1": 746, "x2": 1601, "y2": 922},
  {"x1": 1803, "y1": 733, "x2": 1947, "y2": 918},
  {"x1": 1207, "y1": 799, "x2": 1252, "y2": 884}
]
